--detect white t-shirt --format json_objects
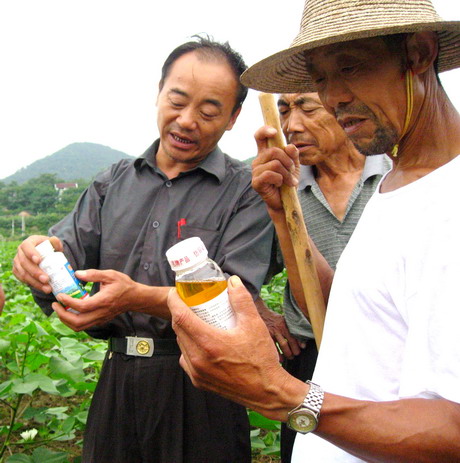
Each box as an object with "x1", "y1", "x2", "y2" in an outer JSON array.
[{"x1": 292, "y1": 155, "x2": 460, "y2": 462}]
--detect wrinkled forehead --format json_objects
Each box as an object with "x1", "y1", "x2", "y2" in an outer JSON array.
[{"x1": 278, "y1": 92, "x2": 321, "y2": 106}]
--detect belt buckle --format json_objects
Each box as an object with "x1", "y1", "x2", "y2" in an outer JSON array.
[{"x1": 125, "y1": 336, "x2": 154, "y2": 357}]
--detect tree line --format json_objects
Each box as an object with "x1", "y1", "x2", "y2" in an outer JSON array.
[{"x1": 0, "y1": 174, "x2": 88, "y2": 238}]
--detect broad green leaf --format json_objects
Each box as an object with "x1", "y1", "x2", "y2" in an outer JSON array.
[
  {"x1": 60, "y1": 351, "x2": 84, "y2": 367},
  {"x1": 45, "y1": 406, "x2": 69, "y2": 419},
  {"x1": 49, "y1": 356, "x2": 85, "y2": 383},
  {"x1": 10, "y1": 333, "x2": 29, "y2": 344},
  {"x1": 42, "y1": 334, "x2": 61, "y2": 347},
  {"x1": 248, "y1": 410, "x2": 281, "y2": 430},
  {"x1": 0, "y1": 338, "x2": 11, "y2": 352},
  {"x1": 32, "y1": 447, "x2": 69, "y2": 463},
  {"x1": 72, "y1": 382, "x2": 95, "y2": 394},
  {"x1": 83, "y1": 350, "x2": 105, "y2": 361},
  {"x1": 0, "y1": 379, "x2": 13, "y2": 396},
  {"x1": 49, "y1": 319, "x2": 76, "y2": 336},
  {"x1": 25, "y1": 373, "x2": 60, "y2": 394},
  {"x1": 22, "y1": 406, "x2": 48, "y2": 422},
  {"x1": 263, "y1": 430, "x2": 277, "y2": 446},
  {"x1": 55, "y1": 382, "x2": 77, "y2": 397},
  {"x1": 61, "y1": 416, "x2": 76, "y2": 434},
  {"x1": 23, "y1": 322, "x2": 38, "y2": 335},
  {"x1": 59, "y1": 337, "x2": 81, "y2": 349},
  {"x1": 6, "y1": 454, "x2": 33, "y2": 463},
  {"x1": 32, "y1": 321, "x2": 50, "y2": 337},
  {"x1": 12, "y1": 378, "x2": 39, "y2": 394},
  {"x1": 26, "y1": 352, "x2": 50, "y2": 371},
  {"x1": 261, "y1": 445, "x2": 281, "y2": 456},
  {"x1": 54, "y1": 430, "x2": 76, "y2": 441},
  {"x1": 250, "y1": 436, "x2": 266, "y2": 449},
  {"x1": 74, "y1": 410, "x2": 88, "y2": 425}
]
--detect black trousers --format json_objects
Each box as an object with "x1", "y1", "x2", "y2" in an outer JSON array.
[
  {"x1": 280, "y1": 339, "x2": 318, "y2": 463},
  {"x1": 82, "y1": 351, "x2": 251, "y2": 463}
]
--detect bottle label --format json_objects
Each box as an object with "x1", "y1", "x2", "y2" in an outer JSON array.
[
  {"x1": 41, "y1": 260, "x2": 87, "y2": 306},
  {"x1": 189, "y1": 289, "x2": 235, "y2": 330}
]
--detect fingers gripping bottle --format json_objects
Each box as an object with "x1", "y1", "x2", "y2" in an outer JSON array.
[
  {"x1": 35, "y1": 239, "x2": 88, "y2": 313},
  {"x1": 166, "y1": 237, "x2": 236, "y2": 330}
]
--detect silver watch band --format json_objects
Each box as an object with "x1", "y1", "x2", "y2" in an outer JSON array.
[
  {"x1": 304, "y1": 380, "x2": 324, "y2": 413},
  {"x1": 286, "y1": 380, "x2": 324, "y2": 434}
]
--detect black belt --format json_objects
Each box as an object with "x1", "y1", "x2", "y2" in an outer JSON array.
[{"x1": 109, "y1": 337, "x2": 180, "y2": 357}]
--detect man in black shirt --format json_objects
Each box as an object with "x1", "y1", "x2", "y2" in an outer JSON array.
[{"x1": 13, "y1": 36, "x2": 273, "y2": 463}]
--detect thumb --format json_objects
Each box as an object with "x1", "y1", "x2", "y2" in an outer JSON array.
[
  {"x1": 227, "y1": 276, "x2": 259, "y2": 319},
  {"x1": 74, "y1": 269, "x2": 107, "y2": 283},
  {"x1": 49, "y1": 236, "x2": 64, "y2": 253}
]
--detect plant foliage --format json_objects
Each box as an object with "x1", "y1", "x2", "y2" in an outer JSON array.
[{"x1": 0, "y1": 241, "x2": 286, "y2": 462}]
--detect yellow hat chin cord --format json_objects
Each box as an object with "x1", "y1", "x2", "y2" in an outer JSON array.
[{"x1": 392, "y1": 69, "x2": 414, "y2": 158}]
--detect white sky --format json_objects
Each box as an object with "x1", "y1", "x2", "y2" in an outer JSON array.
[{"x1": 1, "y1": 0, "x2": 459, "y2": 179}]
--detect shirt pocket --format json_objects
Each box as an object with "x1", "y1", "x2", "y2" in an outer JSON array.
[{"x1": 178, "y1": 225, "x2": 221, "y2": 260}]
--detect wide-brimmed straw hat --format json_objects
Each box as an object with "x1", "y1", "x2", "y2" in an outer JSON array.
[{"x1": 241, "y1": 0, "x2": 460, "y2": 93}]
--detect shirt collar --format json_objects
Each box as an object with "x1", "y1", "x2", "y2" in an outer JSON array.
[
  {"x1": 134, "y1": 139, "x2": 227, "y2": 183},
  {"x1": 298, "y1": 154, "x2": 390, "y2": 190}
]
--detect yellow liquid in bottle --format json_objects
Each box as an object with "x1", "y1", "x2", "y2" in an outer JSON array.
[{"x1": 176, "y1": 280, "x2": 228, "y2": 307}]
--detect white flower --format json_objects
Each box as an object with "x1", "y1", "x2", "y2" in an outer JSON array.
[{"x1": 20, "y1": 428, "x2": 38, "y2": 441}]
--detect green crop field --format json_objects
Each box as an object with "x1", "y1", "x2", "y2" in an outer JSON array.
[{"x1": 0, "y1": 240, "x2": 284, "y2": 462}]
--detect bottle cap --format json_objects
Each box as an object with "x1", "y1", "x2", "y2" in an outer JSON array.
[
  {"x1": 166, "y1": 237, "x2": 208, "y2": 272},
  {"x1": 35, "y1": 239, "x2": 54, "y2": 259}
]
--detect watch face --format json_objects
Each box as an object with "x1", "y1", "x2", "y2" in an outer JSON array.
[{"x1": 288, "y1": 410, "x2": 318, "y2": 433}]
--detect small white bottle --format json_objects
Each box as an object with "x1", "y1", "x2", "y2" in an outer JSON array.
[
  {"x1": 36, "y1": 239, "x2": 88, "y2": 312},
  {"x1": 166, "y1": 237, "x2": 236, "y2": 330}
]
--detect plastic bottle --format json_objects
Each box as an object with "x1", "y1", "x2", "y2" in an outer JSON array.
[
  {"x1": 166, "y1": 236, "x2": 236, "y2": 330},
  {"x1": 36, "y1": 239, "x2": 88, "y2": 313}
]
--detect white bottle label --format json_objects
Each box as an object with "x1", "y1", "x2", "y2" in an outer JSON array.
[{"x1": 189, "y1": 289, "x2": 236, "y2": 330}]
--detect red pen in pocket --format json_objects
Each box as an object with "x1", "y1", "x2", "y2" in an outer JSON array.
[{"x1": 177, "y1": 218, "x2": 187, "y2": 239}]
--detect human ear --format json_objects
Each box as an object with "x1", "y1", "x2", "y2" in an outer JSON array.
[
  {"x1": 405, "y1": 31, "x2": 439, "y2": 75},
  {"x1": 226, "y1": 106, "x2": 242, "y2": 131}
]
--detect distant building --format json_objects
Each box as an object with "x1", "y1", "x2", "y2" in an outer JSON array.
[{"x1": 54, "y1": 182, "x2": 78, "y2": 197}]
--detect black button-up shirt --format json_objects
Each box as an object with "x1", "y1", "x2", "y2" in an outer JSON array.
[{"x1": 34, "y1": 140, "x2": 273, "y2": 340}]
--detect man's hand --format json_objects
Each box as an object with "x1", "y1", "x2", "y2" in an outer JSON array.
[
  {"x1": 252, "y1": 125, "x2": 301, "y2": 212},
  {"x1": 53, "y1": 269, "x2": 140, "y2": 331},
  {"x1": 52, "y1": 269, "x2": 171, "y2": 331},
  {"x1": 254, "y1": 297, "x2": 303, "y2": 361},
  {"x1": 169, "y1": 275, "x2": 307, "y2": 420},
  {"x1": 13, "y1": 235, "x2": 63, "y2": 293}
]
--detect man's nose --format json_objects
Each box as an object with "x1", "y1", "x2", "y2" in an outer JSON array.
[
  {"x1": 320, "y1": 77, "x2": 353, "y2": 113},
  {"x1": 285, "y1": 109, "x2": 307, "y2": 134},
  {"x1": 177, "y1": 107, "x2": 198, "y2": 130}
]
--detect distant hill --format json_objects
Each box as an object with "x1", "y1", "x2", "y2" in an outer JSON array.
[{"x1": 2, "y1": 142, "x2": 135, "y2": 184}]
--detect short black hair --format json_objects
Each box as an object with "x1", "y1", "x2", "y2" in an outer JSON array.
[{"x1": 159, "y1": 34, "x2": 248, "y2": 114}]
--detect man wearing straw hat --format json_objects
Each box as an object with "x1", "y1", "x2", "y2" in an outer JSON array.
[{"x1": 167, "y1": 0, "x2": 460, "y2": 461}]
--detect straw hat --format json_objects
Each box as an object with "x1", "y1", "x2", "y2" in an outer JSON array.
[{"x1": 241, "y1": 0, "x2": 460, "y2": 93}]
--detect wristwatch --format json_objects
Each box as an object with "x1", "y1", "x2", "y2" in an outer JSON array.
[{"x1": 286, "y1": 380, "x2": 324, "y2": 434}]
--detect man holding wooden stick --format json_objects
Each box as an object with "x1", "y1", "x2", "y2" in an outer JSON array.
[
  {"x1": 256, "y1": 91, "x2": 390, "y2": 462},
  {"x1": 168, "y1": 0, "x2": 460, "y2": 461}
]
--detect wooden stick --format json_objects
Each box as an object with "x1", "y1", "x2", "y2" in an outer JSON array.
[{"x1": 259, "y1": 92, "x2": 326, "y2": 349}]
